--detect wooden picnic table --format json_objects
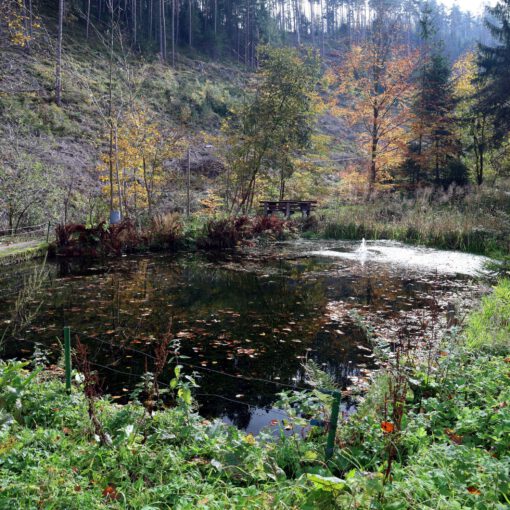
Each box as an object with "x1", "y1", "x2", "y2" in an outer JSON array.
[{"x1": 259, "y1": 200, "x2": 317, "y2": 218}]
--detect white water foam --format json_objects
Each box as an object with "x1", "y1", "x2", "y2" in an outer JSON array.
[{"x1": 309, "y1": 240, "x2": 491, "y2": 276}]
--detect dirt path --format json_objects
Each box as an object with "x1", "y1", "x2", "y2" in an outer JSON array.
[
  {"x1": 0, "y1": 239, "x2": 48, "y2": 264},
  {"x1": 0, "y1": 239, "x2": 42, "y2": 254}
]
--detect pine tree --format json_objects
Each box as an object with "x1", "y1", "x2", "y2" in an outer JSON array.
[
  {"x1": 477, "y1": 0, "x2": 510, "y2": 143},
  {"x1": 409, "y1": 6, "x2": 458, "y2": 186}
]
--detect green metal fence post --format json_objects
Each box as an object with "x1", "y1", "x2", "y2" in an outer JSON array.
[
  {"x1": 64, "y1": 326, "x2": 72, "y2": 394},
  {"x1": 325, "y1": 390, "x2": 341, "y2": 461}
]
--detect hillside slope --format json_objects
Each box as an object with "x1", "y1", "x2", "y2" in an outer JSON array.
[{"x1": 0, "y1": 17, "x2": 255, "y2": 223}]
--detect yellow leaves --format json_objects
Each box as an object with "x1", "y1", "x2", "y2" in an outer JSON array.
[
  {"x1": 97, "y1": 106, "x2": 184, "y2": 214},
  {"x1": 453, "y1": 51, "x2": 478, "y2": 101},
  {"x1": 1, "y1": 0, "x2": 38, "y2": 47},
  {"x1": 199, "y1": 190, "x2": 224, "y2": 215},
  {"x1": 244, "y1": 434, "x2": 257, "y2": 445}
]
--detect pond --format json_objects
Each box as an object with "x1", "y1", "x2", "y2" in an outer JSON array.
[{"x1": 0, "y1": 240, "x2": 490, "y2": 433}]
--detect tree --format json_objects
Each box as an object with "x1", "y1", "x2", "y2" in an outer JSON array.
[
  {"x1": 0, "y1": 128, "x2": 62, "y2": 232},
  {"x1": 0, "y1": 0, "x2": 38, "y2": 47},
  {"x1": 98, "y1": 107, "x2": 184, "y2": 219},
  {"x1": 224, "y1": 46, "x2": 320, "y2": 213},
  {"x1": 477, "y1": 0, "x2": 510, "y2": 143},
  {"x1": 407, "y1": 5, "x2": 459, "y2": 188},
  {"x1": 412, "y1": 51, "x2": 458, "y2": 185},
  {"x1": 332, "y1": 43, "x2": 418, "y2": 194},
  {"x1": 453, "y1": 51, "x2": 492, "y2": 185}
]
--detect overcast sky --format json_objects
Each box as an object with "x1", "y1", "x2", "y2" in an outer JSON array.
[{"x1": 439, "y1": 0, "x2": 496, "y2": 15}]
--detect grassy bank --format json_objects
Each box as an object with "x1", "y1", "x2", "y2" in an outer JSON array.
[
  {"x1": 324, "y1": 278, "x2": 510, "y2": 508},
  {"x1": 0, "y1": 281, "x2": 509, "y2": 509},
  {"x1": 315, "y1": 186, "x2": 510, "y2": 257},
  {"x1": 0, "y1": 241, "x2": 49, "y2": 266}
]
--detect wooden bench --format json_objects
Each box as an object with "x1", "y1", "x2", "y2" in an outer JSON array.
[{"x1": 260, "y1": 200, "x2": 317, "y2": 218}]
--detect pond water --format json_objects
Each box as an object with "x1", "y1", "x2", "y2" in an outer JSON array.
[{"x1": 0, "y1": 240, "x2": 490, "y2": 433}]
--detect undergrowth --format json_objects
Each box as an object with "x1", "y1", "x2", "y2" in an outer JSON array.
[{"x1": 0, "y1": 281, "x2": 509, "y2": 509}]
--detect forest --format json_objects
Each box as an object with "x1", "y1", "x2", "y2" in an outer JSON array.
[{"x1": 0, "y1": 0, "x2": 510, "y2": 508}]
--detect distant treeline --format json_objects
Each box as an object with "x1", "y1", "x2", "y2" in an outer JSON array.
[{"x1": 5, "y1": 0, "x2": 491, "y2": 64}]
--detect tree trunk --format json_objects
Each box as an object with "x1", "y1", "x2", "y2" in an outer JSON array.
[
  {"x1": 434, "y1": 136, "x2": 440, "y2": 185},
  {"x1": 108, "y1": 0, "x2": 115, "y2": 216},
  {"x1": 114, "y1": 128, "x2": 123, "y2": 216},
  {"x1": 149, "y1": 0, "x2": 153, "y2": 40},
  {"x1": 294, "y1": 0, "x2": 301, "y2": 45},
  {"x1": 142, "y1": 156, "x2": 153, "y2": 218},
  {"x1": 132, "y1": 0, "x2": 137, "y2": 46},
  {"x1": 86, "y1": 0, "x2": 91, "y2": 39},
  {"x1": 310, "y1": 0, "x2": 315, "y2": 46},
  {"x1": 320, "y1": 0, "x2": 325, "y2": 56},
  {"x1": 159, "y1": 0, "x2": 167, "y2": 60},
  {"x1": 369, "y1": 106, "x2": 379, "y2": 196},
  {"x1": 189, "y1": 0, "x2": 192, "y2": 47},
  {"x1": 171, "y1": 0, "x2": 175, "y2": 66},
  {"x1": 28, "y1": 0, "x2": 33, "y2": 42},
  {"x1": 55, "y1": 0, "x2": 64, "y2": 106},
  {"x1": 109, "y1": 122, "x2": 114, "y2": 213},
  {"x1": 214, "y1": 0, "x2": 217, "y2": 35}
]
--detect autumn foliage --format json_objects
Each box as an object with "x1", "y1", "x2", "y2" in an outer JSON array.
[
  {"x1": 331, "y1": 45, "x2": 418, "y2": 193},
  {"x1": 98, "y1": 108, "x2": 184, "y2": 220},
  {"x1": 55, "y1": 219, "x2": 143, "y2": 257},
  {"x1": 197, "y1": 215, "x2": 296, "y2": 250}
]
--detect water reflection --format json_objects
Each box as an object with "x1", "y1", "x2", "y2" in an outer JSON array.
[{"x1": 0, "y1": 242, "x2": 484, "y2": 433}]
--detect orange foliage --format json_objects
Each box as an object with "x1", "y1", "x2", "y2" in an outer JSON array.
[
  {"x1": 331, "y1": 45, "x2": 418, "y2": 191},
  {"x1": 381, "y1": 421, "x2": 395, "y2": 434}
]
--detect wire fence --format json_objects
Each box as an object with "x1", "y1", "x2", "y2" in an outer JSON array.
[
  {"x1": 0, "y1": 221, "x2": 52, "y2": 243},
  {"x1": 74, "y1": 329, "x2": 314, "y2": 392},
  {"x1": 8, "y1": 334, "x2": 347, "y2": 491},
  {"x1": 0, "y1": 222, "x2": 47, "y2": 236},
  {"x1": 13, "y1": 329, "x2": 312, "y2": 394},
  {"x1": 8, "y1": 325, "x2": 344, "y2": 461},
  {"x1": 13, "y1": 331, "x2": 303, "y2": 423}
]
